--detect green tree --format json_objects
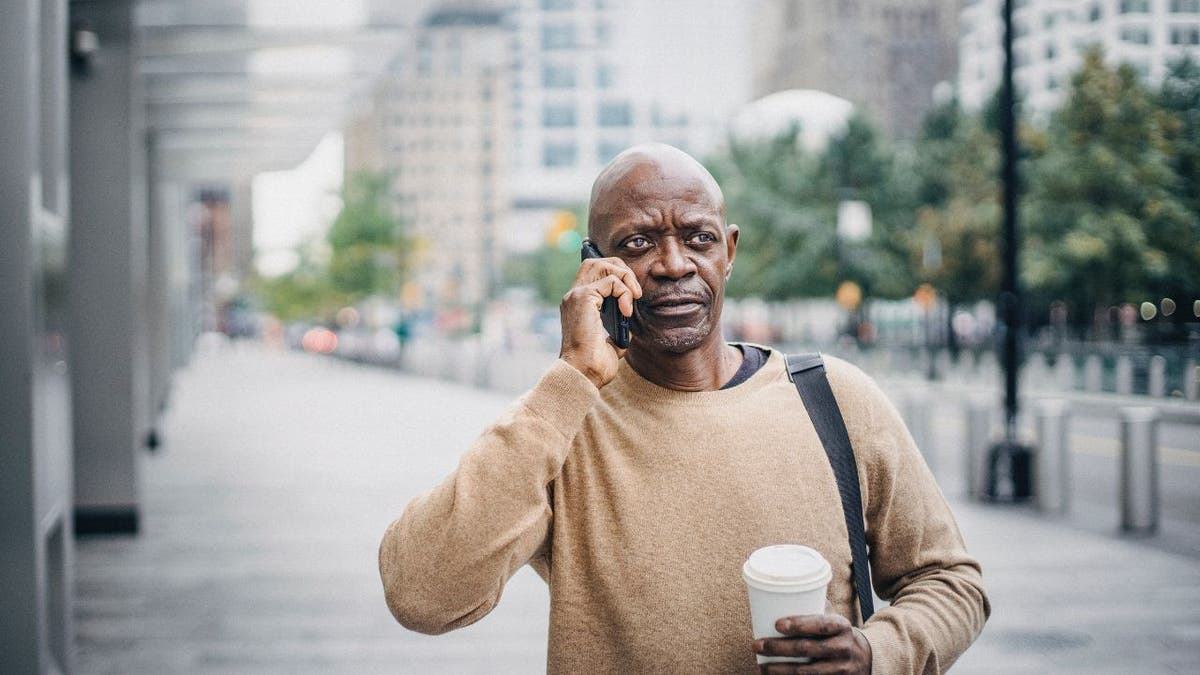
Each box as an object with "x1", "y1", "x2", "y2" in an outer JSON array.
[
  {"x1": 1022, "y1": 48, "x2": 1194, "y2": 325},
  {"x1": 502, "y1": 207, "x2": 588, "y2": 306},
  {"x1": 910, "y1": 98, "x2": 1002, "y2": 308},
  {"x1": 255, "y1": 246, "x2": 343, "y2": 323},
  {"x1": 709, "y1": 114, "x2": 915, "y2": 301},
  {"x1": 326, "y1": 170, "x2": 410, "y2": 303},
  {"x1": 1160, "y1": 54, "x2": 1200, "y2": 225}
]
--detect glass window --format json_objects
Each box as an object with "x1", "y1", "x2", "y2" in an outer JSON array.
[
  {"x1": 1119, "y1": 0, "x2": 1150, "y2": 13},
  {"x1": 597, "y1": 101, "x2": 632, "y2": 127},
  {"x1": 543, "y1": 103, "x2": 577, "y2": 128},
  {"x1": 1171, "y1": 0, "x2": 1200, "y2": 12},
  {"x1": 1089, "y1": 4, "x2": 1103, "y2": 21},
  {"x1": 543, "y1": 141, "x2": 577, "y2": 167},
  {"x1": 542, "y1": 63, "x2": 576, "y2": 88},
  {"x1": 1120, "y1": 26, "x2": 1152, "y2": 43},
  {"x1": 542, "y1": 0, "x2": 575, "y2": 9},
  {"x1": 597, "y1": 139, "x2": 626, "y2": 164},
  {"x1": 596, "y1": 20, "x2": 612, "y2": 47},
  {"x1": 542, "y1": 23, "x2": 576, "y2": 50},
  {"x1": 1170, "y1": 25, "x2": 1200, "y2": 43},
  {"x1": 596, "y1": 62, "x2": 616, "y2": 88}
]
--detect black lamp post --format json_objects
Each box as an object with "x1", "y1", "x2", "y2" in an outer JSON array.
[{"x1": 988, "y1": 0, "x2": 1034, "y2": 501}]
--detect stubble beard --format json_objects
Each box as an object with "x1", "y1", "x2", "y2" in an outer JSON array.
[{"x1": 637, "y1": 311, "x2": 716, "y2": 353}]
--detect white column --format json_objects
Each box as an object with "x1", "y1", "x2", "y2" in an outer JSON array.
[
  {"x1": 1, "y1": 0, "x2": 75, "y2": 672},
  {"x1": 69, "y1": 0, "x2": 149, "y2": 534}
]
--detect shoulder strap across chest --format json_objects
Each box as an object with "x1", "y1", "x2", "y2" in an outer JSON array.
[{"x1": 785, "y1": 352, "x2": 875, "y2": 623}]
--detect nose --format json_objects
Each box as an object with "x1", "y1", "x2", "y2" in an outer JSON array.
[{"x1": 649, "y1": 237, "x2": 697, "y2": 280}]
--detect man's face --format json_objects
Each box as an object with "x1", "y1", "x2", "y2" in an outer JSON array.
[{"x1": 593, "y1": 161, "x2": 738, "y2": 354}]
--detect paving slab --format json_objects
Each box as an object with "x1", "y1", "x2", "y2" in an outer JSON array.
[{"x1": 75, "y1": 344, "x2": 1200, "y2": 673}]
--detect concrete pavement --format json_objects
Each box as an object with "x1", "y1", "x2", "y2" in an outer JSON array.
[{"x1": 76, "y1": 343, "x2": 1200, "y2": 673}]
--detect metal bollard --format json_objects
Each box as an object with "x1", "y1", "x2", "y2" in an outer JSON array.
[
  {"x1": 1053, "y1": 354, "x2": 1075, "y2": 391},
  {"x1": 903, "y1": 389, "x2": 935, "y2": 477},
  {"x1": 1034, "y1": 399, "x2": 1070, "y2": 514},
  {"x1": 1185, "y1": 359, "x2": 1198, "y2": 401},
  {"x1": 1147, "y1": 355, "x2": 1166, "y2": 398},
  {"x1": 1084, "y1": 355, "x2": 1103, "y2": 392},
  {"x1": 1115, "y1": 355, "x2": 1133, "y2": 395},
  {"x1": 965, "y1": 396, "x2": 993, "y2": 500},
  {"x1": 1120, "y1": 406, "x2": 1159, "y2": 533},
  {"x1": 1026, "y1": 352, "x2": 1048, "y2": 391}
]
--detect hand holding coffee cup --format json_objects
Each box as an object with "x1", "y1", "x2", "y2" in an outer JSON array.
[{"x1": 743, "y1": 545, "x2": 872, "y2": 673}]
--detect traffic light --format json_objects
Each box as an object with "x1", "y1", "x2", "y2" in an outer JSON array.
[{"x1": 546, "y1": 210, "x2": 582, "y2": 252}]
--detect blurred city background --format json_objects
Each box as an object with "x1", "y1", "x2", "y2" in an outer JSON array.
[{"x1": 2, "y1": 0, "x2": 1198, "y2": 673}]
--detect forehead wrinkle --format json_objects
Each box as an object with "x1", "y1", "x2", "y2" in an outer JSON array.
[{"x1": 587, "y1": 143, "x2": 725, "y2": 239}]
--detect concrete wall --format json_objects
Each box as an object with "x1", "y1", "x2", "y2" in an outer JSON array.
[{"x1": 1, "y1": 0, "x2": 76, "y2": 671}]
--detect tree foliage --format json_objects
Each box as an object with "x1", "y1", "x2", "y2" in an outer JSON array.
[
  {"x1": 910, "y1": 98, "x2": 1002, "y2": 306},
  {"x1": 706, "y1": 48, "x2": 1200, "y2": 331},
  {"x1": 503, "y1": 206, "x2": 589, "y2": 306},
  {"x1": 256, "y1": 250, "x2": 343, "y2": 324},
  {"x1": 256, "y1": 170, "x2": 410, "y2": 323},
  {"x1": 1023, "y1": 48, "x2": 1197, "y2": 321},
  {"x1": 709, "y1": 114, "x2": 917, "y2": 301},
  {"x1": 326, "y1": 171, "x2": 410, "y2": 302},
  {"x1": 1160, "y1": 54, "x2": 1200, "y2": 224}
]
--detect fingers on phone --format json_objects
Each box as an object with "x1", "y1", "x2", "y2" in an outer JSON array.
[
  {"x1": 578, "y1": 258, "x2": 641, "y2": 299},
  {"x1": 595, "y1": 275, "x2": 635, "y2": 317}
]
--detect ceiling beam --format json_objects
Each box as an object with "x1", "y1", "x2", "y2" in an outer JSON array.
[
  {"x1": 148, "y1": 106, "x2": 339, "y2": 130},
  {"x1": 139, "y1": 25, "x2": 405, "y2": 58}
]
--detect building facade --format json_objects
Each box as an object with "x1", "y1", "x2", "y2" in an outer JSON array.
[
  {"x1": 349, "y1": 0, "x2": 755, "y2": 310},
  {"x1": 505, "y1": 0, "x2": 752, "y2": 252},
  {"x1": 752, "y1": 0, "x2": 962, "y2": 139},
  {"x1": 352, "y1": 7, "x2": 513, "y2": 311},
  {"x1": 959, "y1": 0, "x2": 1200, "y2": 116}
]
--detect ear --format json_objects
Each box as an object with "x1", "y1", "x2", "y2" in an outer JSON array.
[{"x1": 725, "y1": 224, "x2": 739, "y2": 278}]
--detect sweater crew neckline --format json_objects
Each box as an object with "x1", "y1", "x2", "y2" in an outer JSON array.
[{"x1": 611, "y1": 343, "x2": 782, "y2": 407}]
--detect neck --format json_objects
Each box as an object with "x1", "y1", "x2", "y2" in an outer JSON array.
[{"x1": 624, "y1": 333, "x2": 742, "y2": 392}]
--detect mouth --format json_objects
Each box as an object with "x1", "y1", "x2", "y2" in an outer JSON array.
[{"x1": 644, "y1": 297, "x2": 707, "y2": 317}]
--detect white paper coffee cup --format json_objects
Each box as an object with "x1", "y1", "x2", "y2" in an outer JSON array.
[{"x1": 743, "y1": 544, "x2": 832, "y2": 665}]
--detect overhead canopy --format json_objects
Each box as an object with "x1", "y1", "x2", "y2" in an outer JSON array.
[{"x1": 136, "y1": 0, "x2": 419, "y2": 182}]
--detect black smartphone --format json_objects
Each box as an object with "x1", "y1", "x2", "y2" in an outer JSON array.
[{"x1": 580, "y1": 239, "x2": 631, "y2": 348}]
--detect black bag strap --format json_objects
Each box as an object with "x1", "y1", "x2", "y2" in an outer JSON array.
[{"x1": 786, "y1": 352, "x2": 875, "y2": 622}]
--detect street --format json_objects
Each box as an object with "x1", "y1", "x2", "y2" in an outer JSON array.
[{"x1": 75, "y1": 344, "x2": 1200, "y2": 674}]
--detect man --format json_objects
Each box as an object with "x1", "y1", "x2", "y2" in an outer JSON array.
[{"x1": 379, "y1": 144, "x2": 989, "y2": 673}]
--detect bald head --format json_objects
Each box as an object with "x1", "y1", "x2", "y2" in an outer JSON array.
[{"x1": 587, "y1": 143, "x2": 726, "y2": 239}]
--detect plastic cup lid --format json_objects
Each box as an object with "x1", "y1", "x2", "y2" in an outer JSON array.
[{"x1": 742, "y1": 544, "x2": 832, "y2": 591}]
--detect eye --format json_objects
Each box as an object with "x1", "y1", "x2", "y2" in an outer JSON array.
[
  {"x1": 688, "y1": 231, "x2": 717, "y2": 245},
  {"x1": 623, "y1": 236, "x2": 652, "y2": 251}
]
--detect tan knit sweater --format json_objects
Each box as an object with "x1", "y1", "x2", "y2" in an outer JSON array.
[{"x1": 379, "y1": 348, "x2": 989, "y2": 674}]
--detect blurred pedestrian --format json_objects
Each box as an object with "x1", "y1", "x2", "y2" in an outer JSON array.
[{"x1": 379, "y1": 144, "x2": 988, "y2": 674}]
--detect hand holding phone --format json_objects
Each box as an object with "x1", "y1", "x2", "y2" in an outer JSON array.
[
  {"x1": 580, "y1": 240, "x2": 632, "y2": 349},
  {"x1": 558, "y1": 239, "x2": 640, "y2": 389}
]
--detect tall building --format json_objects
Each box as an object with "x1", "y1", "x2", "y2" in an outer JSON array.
[
  {"x1": 505, "y1": 0, "x2": 753, "y2": 252},
  {"x1": 348, "y1": 0, "x2": 757, "y2": 310},
  {"x1": 959, "y1": 0, "x2": 1200, "y2": 117},
  {"x1": 751, "y1": 0, "x2": 962, "y2": 139},
  {"x1": 351, "y1": 6, "x2": 512, "y2": 310}
]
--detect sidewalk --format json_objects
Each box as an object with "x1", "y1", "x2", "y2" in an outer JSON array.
[{"x1": 75, "y1": 344, "x2": 1200, "y2": 673}]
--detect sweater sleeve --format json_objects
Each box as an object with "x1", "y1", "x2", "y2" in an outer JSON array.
[
  {"x1": 827, "y1": 359, "x2": 991, "y2": 675},
  {"x1": 378, "y1": 359, "x2": 600, "y2": 635}
]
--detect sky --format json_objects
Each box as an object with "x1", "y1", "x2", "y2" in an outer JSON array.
[{"x1": 252, "y1": 131, "x2": 345, "y2": 278}]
